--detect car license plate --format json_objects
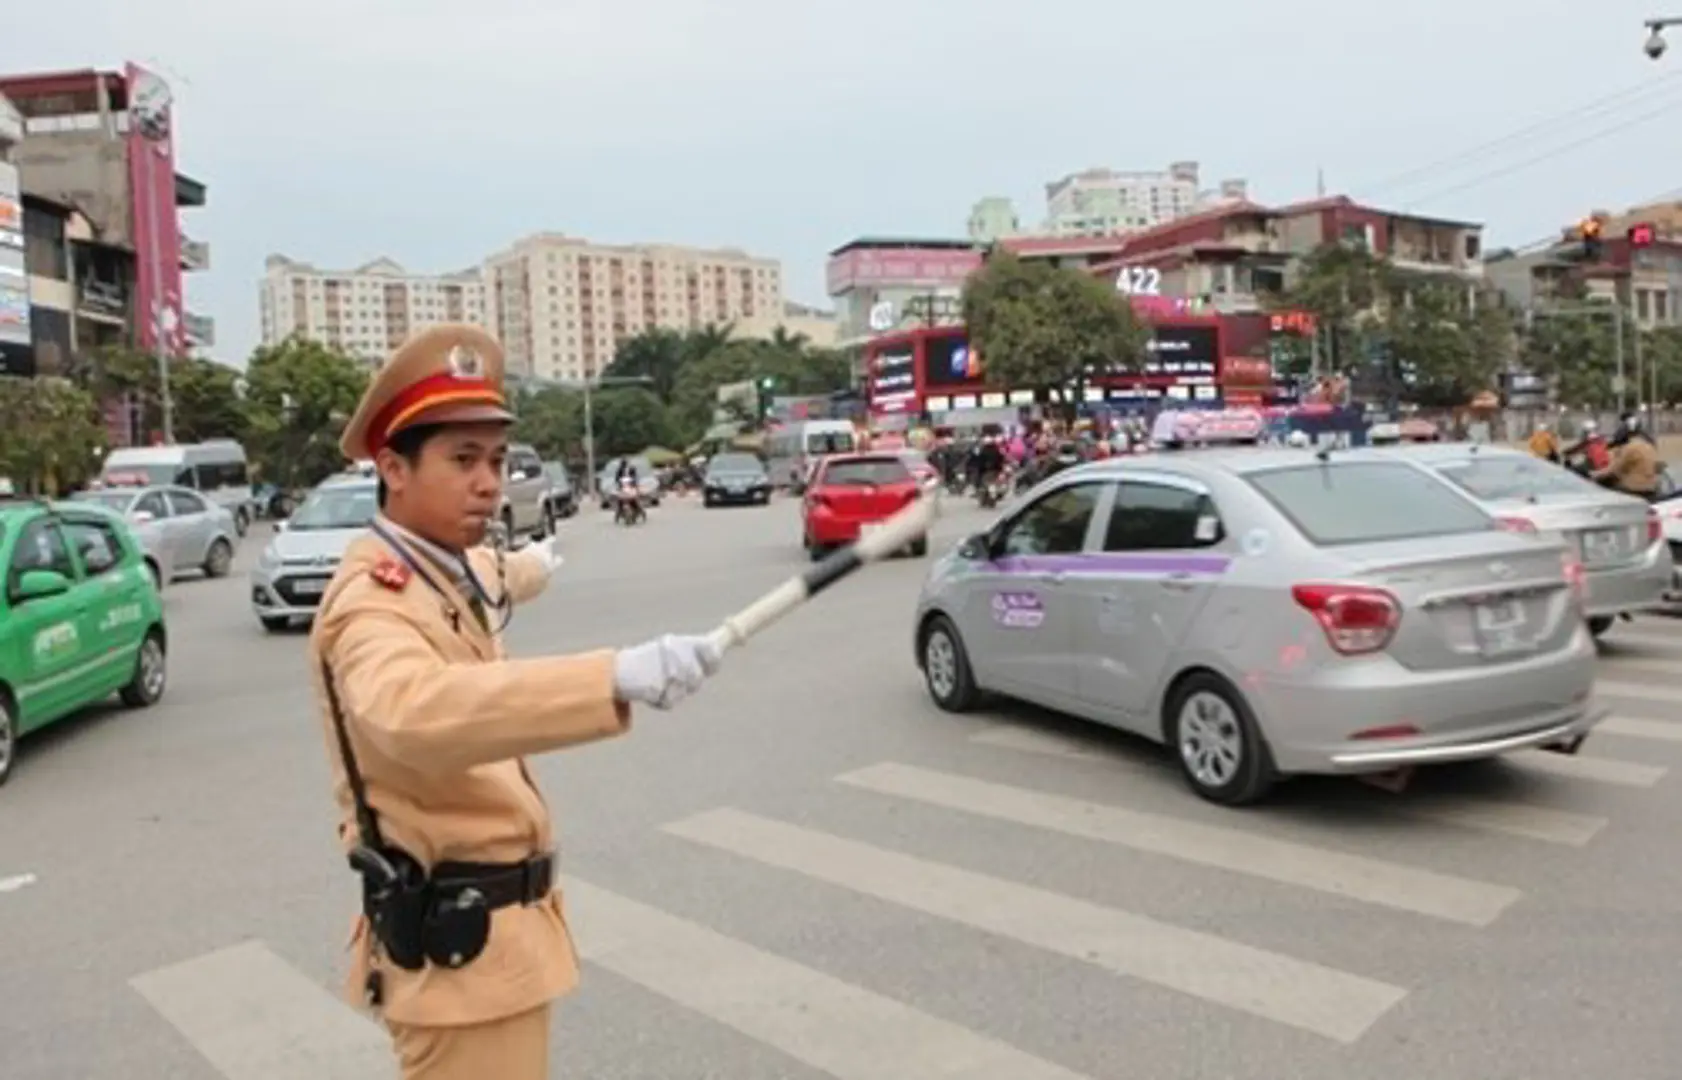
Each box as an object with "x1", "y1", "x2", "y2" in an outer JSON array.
[
  {"x1": 292, "y1": 579, "x2": 327, "y2": 596},
  {"x1": 1473, "y1": 597, "x2": 1529, "y2": 655},
  {"x1": 1581, "y1": 528, "x2": 1622, "y2": 562}
]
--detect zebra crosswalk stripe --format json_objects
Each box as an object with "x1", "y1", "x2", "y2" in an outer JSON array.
[
  {"x1": 662, "y1": 807, "x2": 1407, "y2": 1044},
  {"x1": 835, "y1": 761, "x2": 1521, "y2": 926},
  {"x1": 129, "y1": 940, "x2": 387, "y2": 1080},
  {"x1": 969, "y1": 724, "x2": 1611, "y2": 845},
  {"x1": 566, "y1": 878, "x2": 1095, "y2": 1079}
]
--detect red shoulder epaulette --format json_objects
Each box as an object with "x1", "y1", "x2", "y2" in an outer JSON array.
[{"x1": 370, "y1": 557, "x2": 411, "y2": 591}]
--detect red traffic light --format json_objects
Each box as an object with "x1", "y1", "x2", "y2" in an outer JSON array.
[
  {"x1": 1628, "y1": 222, "x2": 1656, "y2": 247},
  {"x1": 1580, "y1": 217, "x2": 1603, "y2": 239}
]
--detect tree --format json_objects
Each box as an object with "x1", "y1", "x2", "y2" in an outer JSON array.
[
  {"x1": 962, "y1": 252, "x2": 1148, "y2": 413},
  {"x1": 510, "y1": 386, "x2": 585, "y2": 462},
  {"x1": 601, "y1": 328, "x2": 689, "y2": 403},
  {"x1": 1378, "y1": 279, "x2": 1512, "y2": 407},
  {"x1": 0, "y1": 377, "x2": 106, "y2": 494},
  {"x1": 1280, "y1": 243, "x2": 1392, "y2": 373},
  {"x1": 589, "y1": 386, "x2": 673, "y2": 456},
  {"x1": 1519, "y1": 305, "x2": 1623, "y2": 408},
  {"x1": 241, "y1": 337, "x2": 370, "y2": 488},
  {"x1": 67, "y1": 347, "x2": 247, "y2": 444}
]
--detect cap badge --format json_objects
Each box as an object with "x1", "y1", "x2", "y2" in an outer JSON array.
[{"x1": 447, "y1": 345, "x2": 483, "y2": 379}]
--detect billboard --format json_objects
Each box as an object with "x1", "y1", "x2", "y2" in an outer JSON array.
[
  {"x1": 125, "y1": 62, "x2": 185, "y2": 355},
  {"x1": 826, "y1": 246, "x2": 980, "y2": 295},
  {"x1": 0, "y1": 156, "x2": 32, "y2": 376}
]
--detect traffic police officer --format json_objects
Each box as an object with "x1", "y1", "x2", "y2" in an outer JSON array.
[{"x1": 307, "y1": 323, "x2": 722, "y2": 1078}]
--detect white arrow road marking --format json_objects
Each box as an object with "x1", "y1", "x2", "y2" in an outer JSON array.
[{"x1": 0, "y1": 873, "x2": 38, "y2": 893}]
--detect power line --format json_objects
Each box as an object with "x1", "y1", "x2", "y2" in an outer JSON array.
[
  {"x1": 1352, "y1": 71, "x2": 1682, "y2": 200},
  {"x1": 1401, "y1": 94, "x2": 1682, "y2": 213}
]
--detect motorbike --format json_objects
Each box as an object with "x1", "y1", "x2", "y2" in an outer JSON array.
[
  {"x1": 976, "y1": 468, "x2": 1010, "y2": 509},
  {"x1": 613, "y1": 480, "x2": 647, "y2": 525}
]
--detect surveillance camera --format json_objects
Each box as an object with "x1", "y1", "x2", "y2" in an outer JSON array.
[{"x1": 1645, "y1": 27, "x2": 1667, "y2": 59}]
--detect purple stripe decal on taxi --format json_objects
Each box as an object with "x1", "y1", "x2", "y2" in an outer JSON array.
[{"x1": 992, "y1": 552, "x2": 1232, "y2": 575}]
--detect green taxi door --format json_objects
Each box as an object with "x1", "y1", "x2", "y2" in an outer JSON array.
[
  {"x1": 60, "y1": 514, "x2": 153, "y2": 695},
  {"x1": 4, "y1": 518, "x2": 90, "y2": 730}
]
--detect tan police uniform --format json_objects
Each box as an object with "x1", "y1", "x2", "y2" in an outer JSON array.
[{"x1": 307, "y1": 323, "x2": 629, "y2": 1079}]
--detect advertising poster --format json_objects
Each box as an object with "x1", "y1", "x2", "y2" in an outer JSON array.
[
  {"x1": 0, "y1": 158, "x2": 32, "y2": 376},
  {"x1": 125, "y1": 62, "x2": 185, "y2": 355}
]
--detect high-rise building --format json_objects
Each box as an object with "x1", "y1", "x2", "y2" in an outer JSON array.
[
  {"x1": 481, "y1": 233, "x2": 783, "y2": 381},
  {"x1": 966, "y1": 197, "x2": 1021, "y2": 242},
  {"x1": 257, "y1": 255, "x2": 487, "y2": 364},
  {"x1": 1042, "y1": 162, "x2": 1247, "y2": 237}
]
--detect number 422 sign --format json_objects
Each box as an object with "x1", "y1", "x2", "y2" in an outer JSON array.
[{"x1": 1114, "y1": 267, "x2": 1162, "y2": 296}]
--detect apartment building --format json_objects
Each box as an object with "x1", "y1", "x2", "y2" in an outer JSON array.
[
  {"x1": 1042, "y1": 162, "x2": 1248, "y2": 237},
  {"x1": 481, "y1": 233, "x2": 783, "y2": 381},
  {"x1": 258, "y1": 254, "x2": 487, "y2": 363}
]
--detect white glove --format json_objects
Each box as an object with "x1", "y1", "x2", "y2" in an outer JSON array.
[
  {"x1": 613, "y1": 634, "x2": 723, "y2": 709},
  {"x1": 527, "y1": 536, "x2": 564, "y2": 577}
]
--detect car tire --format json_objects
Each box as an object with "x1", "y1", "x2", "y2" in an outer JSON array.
[
  {"x1": 1587, "y1": 616, "x2": 1615, "y2": 639},
  {"x1": 203, "y1": 539, "x2": 233, "y2": 579},
  {"x1": 919, "y1": 615, "x2": 980, "y2": 712},
  {"x1": 1164, "y1": 671, "x2": 1276, "y2": 807},
  {"x1": 0, "y1": 692, "x2": 17, "y2": 787},
  {"x1": 119, "y1": 629, "x2": 167, "y2": 708},
  {"x1": 542, "y1": 503, "x2": 557, "y2": 537},
  {"x1": 260, "y1": 616, "x2": 290, "y2": 633},
  {"x1": 909, "y1": 538, "x2": 929, "y2": 557},
  {"x1": 233, "y1": 507, "x2": 250, "y2": 537},
  {"x1": 704, "y1": 494, "x2": 716, "y2": 508}
]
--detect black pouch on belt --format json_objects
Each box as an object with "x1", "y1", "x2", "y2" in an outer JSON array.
[
  {"x1": 424, "y1": 853, "x2": 556, "y2": 969},
  {"x1": 352, "y1": 845, "x2": 430, "y2": 972}
]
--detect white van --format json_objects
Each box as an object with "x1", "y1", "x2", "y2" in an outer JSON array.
[
  {"x1": 763, "y1": 419, "x2": 857, "y2": 490},
  {"x1": 99, "y1": 440, "x2": 257, "y2": 534}
]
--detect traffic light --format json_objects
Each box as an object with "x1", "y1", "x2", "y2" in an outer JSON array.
[
  {"x1": 756, "y1": 375, "x2": 776, "y2": 422},
  {"x1": 1579, "y1": 216, "x2": 1604, "y2": 261},
  {"x1": 1628, "y1": 221, "x2": 1656, "y2": 248}
]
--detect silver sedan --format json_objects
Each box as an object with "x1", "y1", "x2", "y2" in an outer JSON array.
[
  {"x1": 1392, "y1": 443, "x2": 1673, "y2": 637},
  {"x1": 912, "y1": 447, "x2": 1606, "y2": 806},
  {"x1": 70, "y1": 484, "x2": 239, "y2": 586}
]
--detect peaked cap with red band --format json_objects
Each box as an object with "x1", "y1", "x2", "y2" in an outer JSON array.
[{"x1": 339, "y1": 323, "x2": 514, "y2": 461}]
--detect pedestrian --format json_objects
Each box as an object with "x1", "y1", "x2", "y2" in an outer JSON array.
[{"x1": 306, "y1": 323, "x2": 724, "y2": 1078}]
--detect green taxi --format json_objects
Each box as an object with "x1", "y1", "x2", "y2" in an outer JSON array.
[{"x1": 0, "y1": 497, "x2": 168, "y2": 785}]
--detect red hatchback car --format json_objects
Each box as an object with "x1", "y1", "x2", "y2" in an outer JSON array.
[{"x1": 802, "y1": 453, "x2": 929, "y2": 560}]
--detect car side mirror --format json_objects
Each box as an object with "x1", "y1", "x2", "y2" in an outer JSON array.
[
  {"x1": 130, "y1": 510, "x2": 155, "y2": 525},
  {"x1": 13, "y1": 568, "x2": 72, "y2": 602},
  {"x1": 957, "y1": 533, "x2": 990, "y2": 561}
]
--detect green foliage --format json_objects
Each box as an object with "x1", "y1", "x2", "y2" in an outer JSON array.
[
  {"x1": 0, "y1": 377, "x2": 106, "y2": 494},
  {"x1": 961, "y1": 252, "x2": 1148, "y2": 410},
  {"x1": 69, "y1": 346, "x2": 249, "y2": 444},
  {"x1": 241, "y1": 337, "x2": 370, "y2": 487}
]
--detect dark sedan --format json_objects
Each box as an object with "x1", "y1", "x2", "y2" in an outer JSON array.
[{"x1": 702, "y1": 452, "x2": 772, "y2": 507}]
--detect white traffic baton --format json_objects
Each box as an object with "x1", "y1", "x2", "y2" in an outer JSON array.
[{"x1": 707, "y1": 482, "x2": 943, "y2": 656}]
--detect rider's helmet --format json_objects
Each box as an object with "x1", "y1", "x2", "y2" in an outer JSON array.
[{"x1": 1286, "y1": 430, "x2": 1312, "y2": 448}]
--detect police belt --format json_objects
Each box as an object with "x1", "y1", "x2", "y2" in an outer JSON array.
[{"x1": 425, "y1": 851, "x2": 556, "y2": 909}]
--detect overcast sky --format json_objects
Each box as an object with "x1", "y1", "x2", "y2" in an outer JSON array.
[{"x1": 6, "y1": 0, "x2": 1680, "y2": 364}]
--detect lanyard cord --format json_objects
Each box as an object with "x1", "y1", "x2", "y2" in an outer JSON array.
[{"x1": 368, "y1": 521, "x2": 511, "y2": 634}]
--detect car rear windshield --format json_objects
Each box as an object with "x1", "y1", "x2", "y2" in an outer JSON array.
[
  {"x1": 822, "y1": 457, "x2": 912, "y2": 486},
  {"x1": 1429, "y1": 455, "x2": 1599, "y2": 500},
  {"x1": 1245, "y1": 461, "x2": 1495, "y2": 546}
]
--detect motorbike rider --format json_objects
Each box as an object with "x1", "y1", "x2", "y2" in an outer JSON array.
[
  {"x1": 1527, "y1": 422, "x2": 1561, "y2": 464},
  {"x1": 1594, "y1": 413, "x2": 1661, "y2": 500},
  {"x1": 1562, "y1": 420, "x2": 1611, "y2": 474}
]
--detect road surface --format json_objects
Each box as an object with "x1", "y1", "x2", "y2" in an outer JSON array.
[{"x1": 1, "y1": 494, "x2": 1679, "y2": 1079}]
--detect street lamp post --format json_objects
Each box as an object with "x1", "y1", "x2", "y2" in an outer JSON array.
[{"x1": 512, "y1": 372, "x2": 652, "y2": 486}]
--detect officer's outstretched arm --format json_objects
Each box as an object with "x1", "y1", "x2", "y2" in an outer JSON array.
[
  {"x1": 322, "y1": 599, "x2": 630, "y2": 773},
  {"x1": 498, "y1": 544, "x2": 552, "y2": 604}
]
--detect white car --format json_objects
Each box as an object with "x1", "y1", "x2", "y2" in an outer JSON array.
[
  {"x1": 250, "y1": 473, "x2": 377, "y2": 631},
  {"x1": 69, "y1": 484, "x2": 239, "y2": 587}
]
